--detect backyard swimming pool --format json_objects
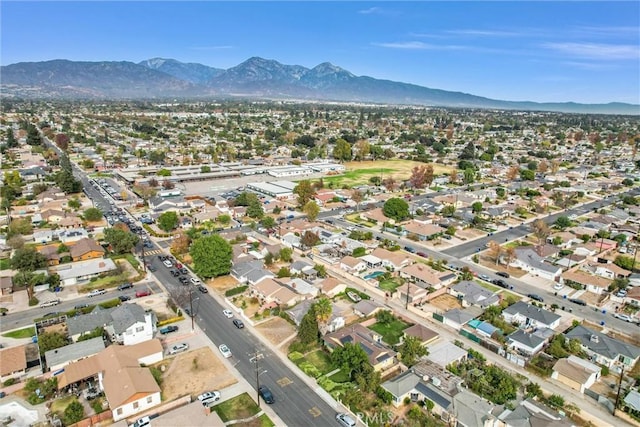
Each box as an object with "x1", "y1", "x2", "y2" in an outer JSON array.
[{"x1": 363, "y1": 271, "x2": 385, "y2": 280}]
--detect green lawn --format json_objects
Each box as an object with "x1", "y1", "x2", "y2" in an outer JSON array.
[
  {"x1": 50, "y1": 395, "x2": 77, "y2": 414},
  {"x1": 323, "y1": 168, "x2": 396, "y2": 187},
  {"x1": 378, "y1": 280, "x2": 401, "y2": 293},
  {"x1": 0, "y1": 258, "x2": 10, "y2": 270},
  {"x1": 329, "y1": 369, "x2": 351, "y2": 383},
  {"x1": 2, "y1": 326, "x2": 35, "y2": 339},
  {"x1": 212, "y1": 392, "x2": 260, "y2": 422},
  {"x1": 477, "y1": 281, "x2": 500, "y2": 292},
  {"x1": 256, "y1": 414, "x2": 275, "y2": 427},
  {"x1": 369, "y1": 319, "x2": 411, "y2": 345},
  {"x1": 304, "y1": 349, "x2": 334, "y2": 375}
]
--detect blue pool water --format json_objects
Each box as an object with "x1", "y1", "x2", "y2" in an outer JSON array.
[{"x1": 363, "y1": 271, "x2": 385, "y2": 280}]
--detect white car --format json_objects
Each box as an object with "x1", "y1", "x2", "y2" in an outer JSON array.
[
  {"x1": 614, "y1": 313, "x2": 634, "y2": 323},
  {"x1": 197, "y1": 391, "x2": 221, "y2": 402},
  {"x1": 222, "y1": 309, "x2": 234, "y2": 318},
  {"x1": 219, "y1": 344, "x2": 232, "y2": 358},
  {"x1": 336, "y1": 413, "x2": 356, "y2": 427},
  {"x1": 190, "y1": 277, "x2": 202, "y2": 285},
  {"x1": 168, "y1": 343, "x2": 189, "y2": 355},
  {"x1": 87, "y1": 289, "x2": 106, "y2": 297},
  {"x1": 553, "y1": 283, "x2": 564, "y2": 291}
]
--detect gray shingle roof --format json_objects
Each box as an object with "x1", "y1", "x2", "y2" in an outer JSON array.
[
  {"x1": 565, "y1": 325, "x2": 640, "y2": 361},
  {"x1": 503, "y1": 301, "x2": 560, "y2": 326},
  {"x1": 111, "y1": 304, "x2": 146, "y2": 334}
]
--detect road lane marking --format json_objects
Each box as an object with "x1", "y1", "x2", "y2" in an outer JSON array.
[{"x1": 277, "y1": 377, "x2": 293, "y2": 387}]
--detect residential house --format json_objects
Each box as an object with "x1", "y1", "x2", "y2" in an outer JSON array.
[
  {"x1": 551, "y1": 355, "x2": 601, "y2": 393},
  {"x1": 565, "y1": 325, "x2": 640, "y2": 368},
  {"x1": 403, "y1": 324, "x2": 439, "y2": 347},
  {"x1": 353, "y1": 299, "x2": 386, "y2": 318},
  {"x1": 67, "y1": 304, "x2": 156, "y2": 345},
  {"x1": 52, "y1": 258, "x2": 118, "y2": 286},
  {"x1": 548, "y1": 231, "x2": 582, "y2": 249},
  {"x1": 450, "y1": 389, "x2": 496, "y2": 427},
  {"x1": 57, "y1": 340, "x2": 164, "y2": 422},
  {"x1": 58, "y1": 216, "x2": 84, "y2": 230},
  {"x1": 69, "y1": 238, "x2": 105, "y2": 262},
  {"x1": 39, "y1": 244, "x2": 64, "y2": 265},
  {"x1": 252, "y1": 278, "x2": 300, "y2": 307},
  {"x1": 33, "y1": 229, "x2": 56, "y2": 244},
  {"x1": 400, "y1": 263, "x2": 456, "y2": 290},
  {"x1": 425, "y1": 340, "x2": 468, "y2": 368},
  {"x1": 148, "y1": 196, "x2": 189, "y2": 212},
  {"x1": 449, "y1": 281, "x2": 499, "y2": 308},
  {"x1": 583, "y1": 262, "x2": 631, "y2": 280},
  {"x1": 317, "y1": 277, "x2": 347, "y2": 297},
  {"x1": 323, "y1": 323, "x2": 397, "y2": 372},
  {"x1": 371, "y1": 247, "x2": 412, "y2": 271},
  {"x1": 441, "y1": 307, "x2": 482, "y2": 330},
  {"x1": 382, "y1": 370, "x2": 455, "y2": 418},
  {"x1": 58, "y1": 228, "x2": 90, "y2": 244},
  {"x1": 281, "y1": 232, "x2": 302, "y2": 249},
  {"x1": 403, "y1": 221, "x2": 444, "y2": 241},
  {"x1": 231, "y1": 260, "x2": 269, "y2": 284},
  {"x1": 290, "y1": 260, "x2": 318, "y2": 281},
  {"x1": 286, "y1": 299, "x2": 345, "y2": 333},
  {"x1": 562, "y1": 270, "x2": 611, "y2": 295},
  {"x1": 624, "y1": 390, "x2": 640, "y2": 416},
  {"x1": 284, "y1": 278, "x2": 319, "y2": 298},
  {"x1": 0, "y1": 345, "x2": 27, "y2": 381},
  {"x1": 506, "y1": 330, "x2": 548, "y2": 356},
  {"x1": 340, "y1": 256, "x2": 367, "y2": 274},
  {"x1": 45, "y1": 337, "x2": 106, "y2": 372},
  {"x1": 502, "y1": 302, "x2": 561, "y2": 330},
  {"x1": 509, "y1": 247, "x2": 562, "y2": 281},
  {"x1": 40, "y1": 208, "x2": 67, "y2": 223},
  {"x1": 359, "y1": 208, "x2": 388, "y2": 224},
  {"x1": 0, "y1": 276, "x2": 13, "y2": 295},
  {"x1": 397, "y1": 283, "x2": 429, "y2": 305},
  {"x1": 498, "y1": 399, "x2": 573, "y2": 427}
]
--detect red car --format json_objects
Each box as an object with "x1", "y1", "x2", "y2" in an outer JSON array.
[
  {"x1": 136, "y1": 290, "x2": 151, "y2": 298},
  {"x1": 175, "y1": 262, "x2": 183, "y2": 269}
]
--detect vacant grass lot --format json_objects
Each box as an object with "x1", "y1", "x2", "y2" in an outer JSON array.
[
  {"x1": 304, "y1": 349, "x2": 334, "y2": 374},
  {"x1": 378, "y1": 280, "x2": 402, "y2": 293},
  {"x1": 212, "y1": 392, "x2": 260, "y2": 422},
  {"x1": 2, "y1": 326, "x2": 36, "y2": 339},
  {"x1": 369, "y1": 319, "x2": 412, "y2": 345},
  {"x1": 321, "y1": 160, "x2": 452, "y2": 188}
]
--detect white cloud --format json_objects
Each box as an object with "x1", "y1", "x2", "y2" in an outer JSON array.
[
  {"x1": 542, "y1": 42, "x2": 639, "y2": 60},
  {"x1": 358, "y1": 7, "x2": 382, "y2": 15},
  {"x1": 445, "y1": 29, "x2": 520, "y2": 37},
  {"x1": 373, "y1": 41, "x2": 465, "y2": 50}
]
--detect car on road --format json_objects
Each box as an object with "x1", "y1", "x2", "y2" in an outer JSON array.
[
  {"x1": 615, "y1": 289, "x2": 628, "y2": 298},
  {"x1": 179, "y1": 267, "x2": 188, "y2": 275},
  {"x1": 416, "y1": 252, "x2": 428, "y2": 258},
  {"x1": 87, "y1": 289, "x2": 106, "y2": 297},
  {"x1": 168, "y1": 343, "x2": 189, "y2": 355},
  {"x1": 233, "y1": 319, "x2": 245, "y2": 329},
  {"x1": 184, "y1": 308, "x2": 193, "y2": 317},
  {"x1": 159, "y1": 325, "x2": 178, "y2": 334},
  {"x1": 162, "y1": 260, "x2": 173, "y2": 268},
  {"x1": 258, "y1": 385, "x2": 274, "y2": 404},
  {"x1": 219, "y1": 344, "x2": 232, "y2": 358},
  {"x1": 43, "y1": 312, "x2": 62, "y2": 318},
  {"x1": 190, "y1": 277, "x2": 202, "y2": 285},
  {"x1": 118, "y1": 295, "x2": 131, "y2": 302},
  {"x1": 527, "y1": 294, "x2": 544, "y2": 302},
  {"x1": 74, "y1": 303, "x2": 88, "y2": 310},
  {"x1": 336, "y1": 413, "x2": 357, "y2": 427},
  {"x1": 198, "y1": 285, "x2": 208, "y2": 294},
  {"x1": 223, "y1": 309, "x2": 234, "y2": 318},
  {"x1": 197, "y1": 391, "x2": 221, "y2": 405},
  {"x1": 135, "y1": 290, "x2": 151, "y2": 298},
  {"x1": 569, "y1": 298, "x2": 587, "y2": 306},
  {"x1": 117, "y1": 282, "x2": 133, "y2": 290},
  {"x1": 404, "y1": 246, "x2": 416, "y2": 253},
  {"x1": 493, "y1": 279, "x2": 512, "y2": 290},
  {"x1": 179, "y1": 276, "x2": 189, "y2": 285},
  {"x1": 132, "y1": 416, "x2": 151, "y2": 427},
  {"x1": 40, "y1": 299, "x2": 61, "y2": 308},
  {"x1": 479, "y1": 274, "x2": 491, "y2": 282},
  {"x1": 170, "y1": 269, "x2": 180, "y2": 277},
  {"x1": 553, "y1": 283, "x2": 564, "y2": 291},
  {"x1": 614, "y1": 313, "x2": 635, "y2": 323},
  {"x1": 496, "y1": 271, "x2": 510, "y2": 278}
]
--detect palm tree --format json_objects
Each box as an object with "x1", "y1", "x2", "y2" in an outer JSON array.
[{"x1": 313, "y1": 298, "x2": 332, "y2": 334}]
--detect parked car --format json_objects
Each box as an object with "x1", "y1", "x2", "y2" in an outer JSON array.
[
  {"x1": 198, "y1": 285, "x2": 208, "y2": 293},
  {"x1": 159, "y1": 325, "x2": 178, "y2": 334},
  {"x1": 87, "y1": 289, "x2": 106, "y2": 297},
  {"x1": 118, "y1": 295, "x2": 131, "y2": 302},
  {"x1": 416, "y1": 252, "x2": 428, "y2": 258},
  {"x1": 168, "y1": 343, "x2": 189, "y2": 355},
  {"x1": 569, "y1": 298, "x2": 587, "y2": 306},
  {"x1": 40, "y1": 299, "x2": 61, "y2": 308},
  {"x1": 197, "y1": 390, "x2": 221, "y2": 402},
  {"x1": 162, "y1": 260, "x2": 173, "y2": 268},
  {"x1": 347, "y1": 291, "x2": 362, "y2": 303},
  {"x1": 496, "y1": 271, "x2": 510, "y2": 278},
  {"x1": 223, "y1": 309, "x2": 234, "y2": 318},
  {"x1": 74, "y1": 303, "x2": 88, "y2": 310},
  {"x1": 233, "y1": 319, "x2": 245, "y2": 329},
  {"x1": 190, "y1": 277, "x2": 202, "y2": 285},
  {"x1": 479, "y1": 274, "x2": 491, "y2": 282},
  {"x1": 553, "y1": 283, "x2": 564, "y2": 291},
  {"x1": 132, "y1": 416, "x2": 151, "y2": 427},
  {"x1": 527, "y1": 294, "x2": 544, "y2": 303},
  {"x1": 258, "y1": 385, "x2": 274, "y2": 404},
  {"x1": 117, "y1": 282, "x2": 133, "y2": 291},
  {"x1": 404, "y1": 246, "x2": 416, "y2": 253},
  {"x1": 614, "y1": 313, "x2": 634, "y2": 322},
  {"x1": 179, "y1": 276, "x2": 189, "y2": 285},
  {"x1": 136, "y1": 290, "x2": 151, "y2": 298},
  {"x1": 218, "y1": 344, "x2": 232, "y2": 358},
  {"x1": 336, "y1": 413, "x2": 357, "y2": 427}
]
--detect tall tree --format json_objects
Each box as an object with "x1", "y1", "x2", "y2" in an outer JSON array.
[
  {"x1": 157, "y1": 211, "x2": 179, "y2": 232},
  {"x1": 303, "y1": 200, "x2": 320, "y2": 221},
  {"x1": 10, "y1": 247, "x2": 47, "y2": 271},
  {"x1": 531, "y1": 219, "x2": 551, "y2": 245},
  {"x1": 332, "y1": 138, "x2": 352, "y2": 162},
  {"x1": 486, "y1": 240, "x2": 502, "y2": 265},
  {"x1": 399, "y1": 336, "x2": 428, "y2": 367},
  {"x1": 104, "y1": 228, "x2": 139, "y2": 254},
  {"x1": 409, "y1": 165, "x2": 428, "y2": 189},
  {"x1": 293, "y1": 180, "x2": 316, "y2": 207},
  {"x1": 383, "y1": 198, "x2": 410, "y2": 221},
  {"x1": 298, "y1": 305, "x2": 319, "y2": 345},
  {"x1": 350, "y1": 189, "x2": 364, "y2": 212},
  {"x1": 189, "y1": 235, "x2": 233, "y2": 278},
  {"x1": 313, "y1": 298, "x2": 333, "y2": 333},
  {"x1": 353, "y1": 140, "x2": 370, "y2": 161},
  {"x1": 301, "y1": 231, "x2": 320, "y2": 248}
]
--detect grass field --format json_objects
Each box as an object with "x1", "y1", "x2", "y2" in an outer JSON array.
[
  {"x1": 378, "y1": 280, "x2": 402, "y2": 293},
  {"x1": 0, "y1": 258, "x2": 10, "y2": 270},
  {"x1": 304, "y1": 349, "x2": 334, "y2": 374},
  {"x1": 212, "y1": 392, "x2": 260, "y2": 422},
  {"x1": 2, "y1": 326, "x2": 35, "y2": 339},
  {"x1": 369, "y1": 318, "x2": 412, "y2": 345},
  {"x1": 321, "y1": 160, "x2": 452, "y2": 188}
]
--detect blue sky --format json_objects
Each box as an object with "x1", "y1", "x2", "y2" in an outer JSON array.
[{"x1": 2, "y1": 1, "x2": 639, "y2": 104}]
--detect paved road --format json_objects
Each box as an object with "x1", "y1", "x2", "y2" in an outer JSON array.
[{"x1": 151, "y1": 258, "x2": 341, "y2": 427}]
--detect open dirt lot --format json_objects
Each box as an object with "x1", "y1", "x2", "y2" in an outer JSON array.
[
  {"x1": 476, "y1": 254, "x2": 527, "y2": 278},
  {"x1": 209, "y1": 275, "x2": 240, "y2": 293},
  {"x1": 429, "y1": 294, "x2": 462, "y2": 312},
  {"x1": 158, "y1": 347, "x2": 238, "y2": 401},
  {"x1": 254, "y1": 317, "x2": 296, "y2": 351}
]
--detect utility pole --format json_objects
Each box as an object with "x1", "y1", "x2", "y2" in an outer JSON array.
[
  {"x1": 613, "y1": 365, "x2": 625, "y2": 416},
  {"x1": 405, "y1": 279, "x2": 411, "y2": 309},
  {"x1": 189, "y1": 289, "x2": 195, "y2": 332},
  {"x1": 250, "y1": 349, "x2": 264, "y2": 407}
]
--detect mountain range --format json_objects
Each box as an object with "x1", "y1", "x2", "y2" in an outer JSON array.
[{"x1": 1, "y1": 57, "x2": 638, "y2": 115}]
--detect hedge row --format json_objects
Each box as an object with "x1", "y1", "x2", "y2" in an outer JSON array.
[
  {"x1": 157, "y1": 316, "x2": 185, "y2": 327},
  {"x1": 225, "y1": 285, "x2": 248, "y2": 297}
]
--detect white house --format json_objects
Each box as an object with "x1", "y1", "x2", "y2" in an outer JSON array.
[
  {"x1": 52, "y1": 258, "x2": 118, "y2": 286},
  {"x1": 507, "y1": 330, "x2": 547, "y2": 356},
  {"x1": 502, "y1": 302, "x2": 561, "y2": 330},
  {"x1": 552, "y1": 355, "x2": 601, "y2": 393},
  {"x1": 339, "y1": 256, "x2": 367, "y2": 274}
]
